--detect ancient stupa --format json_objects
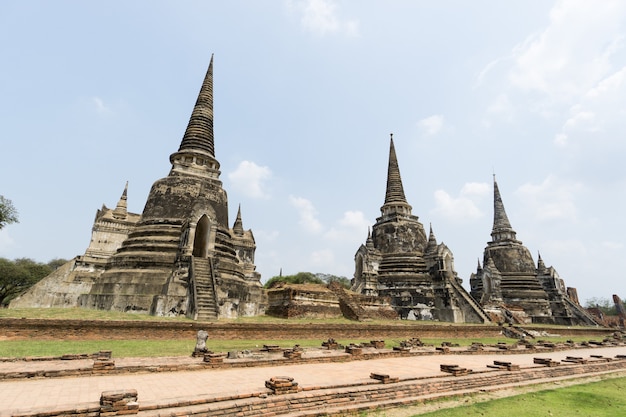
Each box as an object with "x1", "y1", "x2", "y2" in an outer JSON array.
[
  {"x1": 469, "y1": 177, "x2": 598, "y2": 325},
  {"x1": 351, "y1": 136, "x2": 490, "y2": 323},
  {"x1": 11, "y1": 56, "x2": 266, "y2": 319}
]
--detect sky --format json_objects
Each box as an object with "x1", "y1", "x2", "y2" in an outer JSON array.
[{"x1": 1, "y1": 1, "x2": 626, "y2": 305}]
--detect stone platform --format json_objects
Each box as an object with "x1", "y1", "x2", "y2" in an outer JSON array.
[{"x1": 0, "y1": 345, "x2": 625, "y2": 416}]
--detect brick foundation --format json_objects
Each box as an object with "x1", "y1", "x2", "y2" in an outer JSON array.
[{"x1": 0, "y1": 318, "x2": 614, "y2": 341}]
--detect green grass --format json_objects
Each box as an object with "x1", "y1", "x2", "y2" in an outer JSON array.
[
  {"x1": 0, "y1": 335, "x2": 598, "y2": 359},
  {"x1": 0, "y1": 338, "x2": 362, "y2": 358},
  {"x1": 0, "y1": 307, "x2": 611, "y2": 358},
  {"x1": 404, "y1": 376, "x2": 626, "y2": 417}
]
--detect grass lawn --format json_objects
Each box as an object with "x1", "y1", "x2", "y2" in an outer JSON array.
[
  {"x1": 0, "y1": 307, "x2": 610, "y2": 358},
  {"x1": 405, "y1": 376, "x2": 626, "y2": 417}
]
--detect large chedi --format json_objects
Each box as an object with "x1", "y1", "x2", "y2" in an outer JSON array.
[
  {"x1": 351, "y1": 136, "x2": 490, "y2": 323},
  {"x1": 11, "y1": 56, "x2": 266, "y2": 319},
  {"x1": 469, "y1": 177, "x2": 598, "y2": 326}
]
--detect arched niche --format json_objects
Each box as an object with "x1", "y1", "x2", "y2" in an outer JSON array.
[{"x1": 192, "y1": 215, "x2": 211, "y2": 258}]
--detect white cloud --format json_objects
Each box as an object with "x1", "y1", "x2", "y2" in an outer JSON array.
[
  {"x1": 417, "y1": 115, "x2": 444, "y2": 136},
  {"x1": 325, "y1": 210, "x2": 370, "y2": 241},
  {"x1": 287, "y1": 0, "x2": 359, "y2": 37},
  {"x1": 254, "y1": 229, "x2": 280, "y2": 242},
  {"x1": 289, "y1": 195, "x2": 322, "y2": 233},
  {"x1": 555, "y1": 66, "x2": 626, "y2": 148},
  {"x1": 509, "y1": 0, "x2": 626, "y2": 102},
  {"x1": 539, "y1": 239, "x2": 587, "y2": 259},
  {"x1": 602, "y1": 241, "x2": 624, "y2": 250},
  {"x1": 562, "y1": 109, "x2": 597, "y2": 132},
  {"x1": 460, "y1": 182, "x2": 490, "y2": 197},
  {"x1": 516, "y1": 175, "x2": 583, "y2": 222},
  {"x1": 486, "y1": 94, "x2": 515, "y2": 124},
  {"x1": 554, "y1": 133, "x2": 568, "y2": 147},
  {"x1": 228, "y1": 161, "x2": 272, "y2": 199},
  {"x1": 310, "y1": 248, "x2": 334, "y2": 267},
  {"x1": 431, "y1": 182, "x2": 489, "y2": 221},
  {"x1": 91, "y1": 96, "x2": 112, "y2": 115}
]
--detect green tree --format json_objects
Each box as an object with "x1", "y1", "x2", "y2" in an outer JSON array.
[
  {"x1": 263, "y1": 272, "x2": 351, "y2": 289},
  {"x1": 0, "y1": 258, "x2": 53, "y2": 305},
  {"x1": 47, "y1": 258, "x2": 69, "y2": 270},
  {"x1": 0, "y1": 196, "x2": 19, "y2": 230},
  {"x1": 264, "y1": 272, "x2": 325, "y2": 289},
  {"x1": 314, "y1": 273, "x2": 351, "y2": 289},
  {"x1": 585, "y1": 296, "x2": 622, "y2": 316}
]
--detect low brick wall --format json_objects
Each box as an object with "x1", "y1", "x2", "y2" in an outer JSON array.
[{"x1": 0, "y1": 318, "x2": 614, "y2": 341}]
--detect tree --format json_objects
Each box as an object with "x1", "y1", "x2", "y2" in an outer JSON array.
[
  {"x1": 584, "y1": 297, "x2": 622, "y2": 316},
  {"x1": 263, "y1": 272, "x2": 325, "y2": 289},
  {"x1": 314, "y1": 273, "x2": 351, "y2": 289},
  {"x1": 0, "y1": 258, "x2": 53, "y2": 305},
  {"x1": 263, "y1": 272, "x2": 351, "y2": 289},
  {"x1": 0, "y1": 196, "x2": 19, "y2": 230},
  {"x1": 47, "y1": 258, "x2": 69, "y2": 270}
]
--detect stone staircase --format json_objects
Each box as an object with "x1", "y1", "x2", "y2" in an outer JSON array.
[
  {"x1": 563, "y1": 297, "x2": 602, "y2": 326},
  {"x1": 192, "y1": 257, "x2": 218, "y2": 321},
  {"x1": 444, "y1": 270, "x2": 492, "y2": 324},
  {"x1": 328, "y1": 282, "x2": 370, "y2": 321}
]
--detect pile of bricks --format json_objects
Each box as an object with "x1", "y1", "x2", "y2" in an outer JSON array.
[
  {"x1": 60, "y1": 354, "x2": 90, "y2": 360},
  {"x1": 533, "y1": 357, "x2": 560, "y2": 367},
  {"x1": 370, "y1": 340, "x2": 385, "y2": 349},
  {"x1": 96, "y1": 350, "x2": 112, "y2": 360},
  {"x1": 93, "y1": 358, "x2": 115, "y2": 373},
  {"x1": 100, "y1": 389, "x2": 138, "y2": 416},
  {"x1": 468, "y1": 342, "x2": 484, "y2": 351},
  {"x1": 562, "y1": 356, "x2": 588, "y2": 364},
  {"x1": 440, "y1": 364, "x2": 471, "y2": 376},
  {"x1": 345, "y1": 345, "x2": 363, "y2": 356},
  {"x1": 203, "y1": 353, "x2": 226, "y2": 364},
  {"x1": 322, "y1": 338, "x2": 340, "y2": 350},
  {"x1": 262, "y1": 345, "x2": 283, "y2": 352},
  {"x1": 487, "y1": 360, "x2": 520, "y2": 371},
  {"x1": 393, "y1": 346, "x2": 411, "y2": 352},
  {"x1": 370, "y1": 372, "x2": 399, "y2": 384},
  {"x1": 265, "y1": 376, "x2": 300, "y2": 395},
  {"x1": 283, "y1": 348, "x2": 302, "y2": 359}
]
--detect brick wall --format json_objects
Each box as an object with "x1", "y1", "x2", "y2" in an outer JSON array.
[{"x1": 0, "y1": 318, "x2": 613, "y2": 341}]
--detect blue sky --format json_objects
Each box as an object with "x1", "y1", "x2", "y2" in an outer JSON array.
[{"x1": 1, "y1": 1, "x2": 625, "y2": 304}]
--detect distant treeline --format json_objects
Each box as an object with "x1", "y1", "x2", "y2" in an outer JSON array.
[
  {"x1": 0, "y1": 258, "x2": 67, "y2": 306},
  {"x1": 263, "y1": 272, "x2": 351, "y2": 289}
]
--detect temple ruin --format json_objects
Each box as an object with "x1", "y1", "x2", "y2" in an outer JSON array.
[
  {"x1": 350, "y1": 136, "x2": 490, "y2": 323},
  {"x1": 469, "y1": 177, "x2": 598, "y2": 326},
  {"x1": 10, "y1": 56, "x2": 266, "y2": 319}
]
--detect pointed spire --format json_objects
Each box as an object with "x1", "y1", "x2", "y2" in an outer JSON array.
[
  {"x1": 491, "y1": 175, "x2": 517, "y2": 242},
  {"x1": 178, "y1": 54, "x2": 215, "y2": 156},
  {"x1": 366, "y1": 227, "x2": 374, "y2": 249},
  {"x1": 381, "y1": 134, "x2": 412, "y2": 216},
  {"x1": 537, "y1": 251, "x2": 546, "y2": 272},
  {"x1": 112, "y1": 181, "x2": 129, "y2": 219},
  {"x1": 426, "y1": 223, "x2": 438, "y2": 254},
  {"x1": 233, "y1": 204, "x2": 244, "y2": 236},
  {"x1": 476, "y1": 258, "x2": 482, "y2": 271}
]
